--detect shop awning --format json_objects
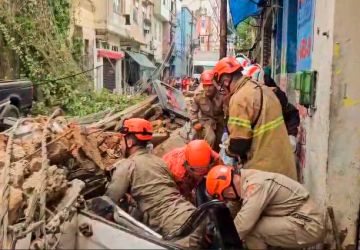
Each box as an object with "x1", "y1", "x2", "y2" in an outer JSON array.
[
  {"x1": 126, "y1": 51, "x2": 156, "y2": 69},
  {"x1": 97, "y1": 49, "x2": 125, "y2": 60}
]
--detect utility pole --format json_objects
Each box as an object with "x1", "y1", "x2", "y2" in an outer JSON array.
[{"x1": 219, "y1": 0, "x2": 227, "y2": 59}]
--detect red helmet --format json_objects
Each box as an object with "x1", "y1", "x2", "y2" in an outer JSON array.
[
  {"x1": 119, "y1": 118, "x2": 153, "y2": 141},
  {"x1": 206, "y1": 165, "x2": 233, "y2": 200},
  {"x1": 184, "y1": 140, "x2": 212, "y2": 176},
  {"x1": 200, "y1": 70, "x2": 214, "y2": 86},
  {"x1": 213, "y1": 57, "x2": 243, "y2": 82}
]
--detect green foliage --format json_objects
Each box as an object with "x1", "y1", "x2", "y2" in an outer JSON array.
[
  {"x1": 0, "y1": 0, "x2": 89, "y2": 113},
  {"x1": 65, "y1": 91, "x2": 146, "y2": 117},
  {"x1": 71, "y1": 37, "x2": 84, "y2": 63},
  {"x1": 48, "y1": 0, "x2": 71, "y2": 39},
  {"x1": 32, "y1": 90, "x2": 146, "y2": 116},
  {"x1": 236, "y1": 17, "x2": 257, "y2": 51},
  {"x1": 0, "y1": 1, "x2": 146, "y2": 117}
]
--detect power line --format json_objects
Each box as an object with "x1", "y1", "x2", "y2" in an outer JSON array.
[
  {"x1": 34, "y1": 65, "x2": 102, "y2": 86},
  {"x1": 0, "y1": 65, "x2": 102, "y2": 94}
]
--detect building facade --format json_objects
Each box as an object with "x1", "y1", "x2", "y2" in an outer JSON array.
[
  {"x1": 173, "y1": 6, "x2": 195, "y2": 77},
  {"x1": 71, "y1": 0, "x2": 176, "y2": 93},
  {"x1": 251, "y1": 0, "x2": 360, "y2": 248}
]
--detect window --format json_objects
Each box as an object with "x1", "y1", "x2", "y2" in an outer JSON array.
[
  {"x1": 101, "y1": 41, "x2": 110, "y2": 50},
  {"x1": 125, "y1": 15, "x2": 130, "y2": 25},
  {"x1": 200, "y1": 36, "x2": 205, "y2": 44},
  {"x1": 84, "y1": 39, "x2": 89, "y2": 55},
  {"x1": 113, "y1": 0, "x2": 120, "y2": 14},
  {"x1": 112, "y1": 46, "x2": 119, "y2": 51}
]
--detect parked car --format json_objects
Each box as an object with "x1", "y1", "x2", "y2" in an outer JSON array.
[{"x1": 0, "y1": 79, "x2": 33, "y2": 128}]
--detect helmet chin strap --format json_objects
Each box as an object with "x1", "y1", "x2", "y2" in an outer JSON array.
[
  {"x1": 124, "y1": 136, "x2": 134, "y2": 158},
  {"x1": 219, "y1": 75, "x2": 233, "y2": 95},
  {"x1": 230, "y1": 169, "x2": 241, "y2": 200}
]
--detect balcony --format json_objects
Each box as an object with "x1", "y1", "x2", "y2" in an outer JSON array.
[{"x1": 154, "y1": 1, "x2": 170, "y2": 22}]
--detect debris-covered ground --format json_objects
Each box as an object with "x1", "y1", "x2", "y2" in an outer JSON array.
[{"x1": 0, "y1": 88, "x2": 193, "y2": 247}]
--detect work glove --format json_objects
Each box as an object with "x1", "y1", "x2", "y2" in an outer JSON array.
[{"x1": 222, "y1": 137, "x2": 238, "y2": 158}]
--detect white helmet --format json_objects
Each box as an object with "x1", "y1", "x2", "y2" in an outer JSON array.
[{"x1": 242, "y1": 64, "x2": 265, "y2": 83}]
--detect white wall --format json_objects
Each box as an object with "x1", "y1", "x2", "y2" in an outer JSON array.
[
  {"x1": 301, "y1": 0, "x2": 360, "y2": 247},
  {"x1": 152, "y1": 17, "x2": 164, "y2": 63},
  {"x1": 326, "y1": 0, "x2": 360, "y2": 247},
  {"x1": 301, "y1": 0, "x2": 335, "y2": 211}
]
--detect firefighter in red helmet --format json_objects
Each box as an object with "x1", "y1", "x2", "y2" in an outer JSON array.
[
  {"x1": 206, "y1": 165, "x2": 324, "y2": 249},
  {"x1": 106, "y1": 118, "x2": 204, "y2": 248},
  {"x1": 189, "y1": 70, "x2": 225, "y2": 151}
]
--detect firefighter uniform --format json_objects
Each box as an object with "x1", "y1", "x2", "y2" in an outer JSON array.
[
  {"x1": 234, "y1": 169, "x2": 324, "y2": 249},
  {"x1": 189, "y1": 90, "x2": 225, "y2": 150},
  {"x1": 106, "y1": 149, "x2": 203, "y2": 248},
  {"x1": 227, "y1": 76, "x2": 297, "y2": 180},
  {"x1": 162, "y1": 146, "x2": 220, "y2": 201}
]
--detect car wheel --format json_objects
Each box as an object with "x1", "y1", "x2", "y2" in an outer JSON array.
[{"x1": 0, "y1": 104, "x2": 20, "y2": 131}]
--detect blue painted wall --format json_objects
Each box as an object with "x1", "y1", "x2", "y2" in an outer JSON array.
[
  {"x1": 274, "y1": 0, "x2": 314, "y2": 78},
  {"x1": 173, "y1": 7, "x2": 194, "y2": 77}
]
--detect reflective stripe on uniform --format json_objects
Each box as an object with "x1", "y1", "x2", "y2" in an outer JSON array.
[
  {"x1": 228, "y1": 116, "x2": 284, "y2": 137},
  {"x1": 253, "y1": 116, "x2": 284, "y2": 137},
  {"x1": 228, "y1": 117, "x2": 252, "y2": 129}
]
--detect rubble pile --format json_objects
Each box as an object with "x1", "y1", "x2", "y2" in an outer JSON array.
[
  {"x1": 0, "y1": 95, "x2": 191, "y2": 228},
  {"x1": 0, "y1": 117, "x2": 115, "y2": 225}
]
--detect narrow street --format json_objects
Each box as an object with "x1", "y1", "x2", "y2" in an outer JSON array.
[{"x1": 0, "y1": 0, "x2": 359, "y2": 249}]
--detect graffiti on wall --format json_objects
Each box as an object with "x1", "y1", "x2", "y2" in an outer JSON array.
[
  {"x1": 297, "y1": 0, "x2": 315, "y2": 71},
  {"x1": 296, "y1": 124, "x2": 306, "y2": 183},
  {"x1": 295, "y1": 102, "x2": 310, "y2": 183}
]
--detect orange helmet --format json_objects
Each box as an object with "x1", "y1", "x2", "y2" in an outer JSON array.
[
  {"x1": 119, "y1": 118, "x2": 153, "y2": 141},
  {"x1": 212, "y1": 57, "x2": 243, "y2": 82},
  {"x1": 184, "y1": 140, "x2": 212, "y2": 176},
  {"x1": 200, "y1": 70, "x2": 214, "y2": 86},
  {"x1": 206, "y1": 165, "x2": 233, "y2": 200}
]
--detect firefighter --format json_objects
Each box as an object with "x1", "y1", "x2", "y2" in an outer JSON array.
[
  {"x1": 106, "y1": 118, "x2": 204, "y2": 248},
  {"x1": 206, "y1": 165, "x2": 325, "y2": 249},
  {"x1": 212, "y1": 57, "x2": 297, "y2": 180},
  {"x1": 189, "y1": 70, "x2": 225, "y2": 151},
  {"x1": 242, "y1": 64, "x2": 300, "y2": 152},
  {"x1": 162, "y1": 140, "x2": 221, "y2": 201}
]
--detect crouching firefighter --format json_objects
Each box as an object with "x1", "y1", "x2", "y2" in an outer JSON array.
[
  {"x1": 163, "y1": 140, "x2": 221, "y2": 202},
  {"x1": 106, "y1": 118, "x2": 205, "y2": 248},
  {"x1": 206, "y1": 165, "x2": 325, "y2": 249}
]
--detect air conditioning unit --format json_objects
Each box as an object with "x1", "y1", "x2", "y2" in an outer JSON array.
[{"x1": 121, "y1": 0, "x2": 131, "y2": 16}]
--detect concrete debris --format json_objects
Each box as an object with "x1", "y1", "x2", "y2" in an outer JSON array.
[
  {"x1": 10, "y1": 160, "x2": 27, "y2": 188},
  {"x1": 29, "y1": 158, "x2": 41, "y2": 173},
  {"x1": 9, "y1": 187, "x2": 24, "y2": 224},
  {"x1": 0, "y1": 95, "x2": 189, "y2": 237},
  {"x1": 12, "y1": 144, "x2": 27, "y2": 161}
]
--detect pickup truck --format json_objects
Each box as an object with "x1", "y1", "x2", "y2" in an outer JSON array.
[{"x1": 0, "y1": 79, "x2": 33, "y2": 128}]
